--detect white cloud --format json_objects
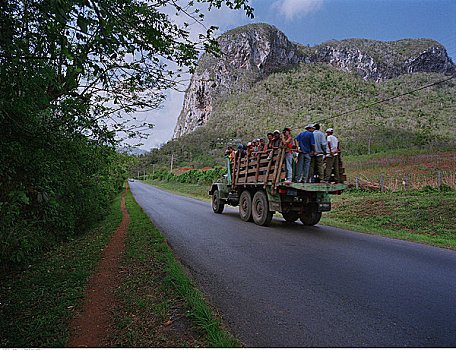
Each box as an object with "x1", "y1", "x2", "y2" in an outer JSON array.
[{"x1": 272, "y1": 0, "x2": 324, "y2": 21}]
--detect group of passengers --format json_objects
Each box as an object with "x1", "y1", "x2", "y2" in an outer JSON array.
[{"x1": 225, "y1": 124, "x2": 342, "y2": 184}]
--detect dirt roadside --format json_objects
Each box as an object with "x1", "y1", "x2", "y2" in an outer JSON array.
[{"x1": 67, "y1": 184, "x2": 130, "y2": 347}]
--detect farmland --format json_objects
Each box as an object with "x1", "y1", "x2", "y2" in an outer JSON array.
[{"x1": 343, "y1": 150, "x2": 456, "y2": 191}]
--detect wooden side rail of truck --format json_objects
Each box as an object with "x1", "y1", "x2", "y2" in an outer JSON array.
[{"x1": 209, "y1": 147, "x2": 348, "y2": 226}]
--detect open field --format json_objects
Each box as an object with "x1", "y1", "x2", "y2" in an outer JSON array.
[{"x1": 343, "y1": 150, "x2": 456, "y2": 191}]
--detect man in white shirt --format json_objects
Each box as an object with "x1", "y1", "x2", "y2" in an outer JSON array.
[{"x1": 324, "y1": 128, "x2": 341, "y2": 183}]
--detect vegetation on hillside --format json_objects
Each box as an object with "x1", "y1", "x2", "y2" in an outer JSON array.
[{"x1": 139, "y1": 63, "x2": 456, "y2": 170}]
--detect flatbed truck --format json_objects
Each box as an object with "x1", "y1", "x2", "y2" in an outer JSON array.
[{"x1": 209, "y1": 146, "x2": 348, "y2": 226}]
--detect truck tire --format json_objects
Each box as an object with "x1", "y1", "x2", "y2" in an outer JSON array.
[
  {"x1": 300, "y1": 210, "x2": 322, "y2": 226},
  {"x1": 239, "y1": 190, "x2": 253, "y2": 222},
  {"x1": 252, "y1": 191, "x2": 273, "y2": 226},
  {"x1": 212, "y1": 190, "x2": 224, "y2": 214},
  {"x1": 282, "y1": 211, "x2": 299, "y2": 223}
]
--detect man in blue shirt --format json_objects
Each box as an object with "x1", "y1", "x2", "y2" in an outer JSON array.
[{"x1": 294, "y1": 124, "x2": 316, "y2": 182}]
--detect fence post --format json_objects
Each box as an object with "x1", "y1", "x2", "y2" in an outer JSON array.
[
  {"x1": 438, "y1": 171, "x2": 441, "y2": 189},
  {"x1": 381, "y1": 174, "x2": 384, "y2": 192},
  {"x1": 355, "y1": 177, "x2": 359, "y2": 190}
]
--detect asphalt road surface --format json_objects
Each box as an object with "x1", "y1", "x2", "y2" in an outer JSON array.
[{"x1": 129, "y1": 180, "x2": 456, "y2": 347}]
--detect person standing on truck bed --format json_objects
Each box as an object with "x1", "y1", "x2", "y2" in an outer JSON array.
[
  {"x1": 273, "y1": 130, "x2": 281, "y2": 148},
  {"x1": 235, "y1": 144, "x2": 246, "y2": 161},
  {"x1": 324, "y1": 128, "x2": 341, "y2": 183},
  {"x1": 247, "y1": 142, "x2": 254, "y2": 157},
  {"x1": 294, "y1": 124, "x2": 316, "y2": 183},
  {"x1": 259, "y1": 137, "x2": 267, "y2": 152},
  {"x1": 281, "y1": 127, "x2": 294, "y2": 184},
  {"x1": 266, "y1": 133, "x2": 274, "y2": 151},
  {"x1": 308, "y1": 123, "x2": 327, "y2": 182},
  {"x1": 225, "y1": 146, "x2": 235, "y2": 162},
  {"x1": 267, "y1": 130, "x2": 281, "y2": 160}
]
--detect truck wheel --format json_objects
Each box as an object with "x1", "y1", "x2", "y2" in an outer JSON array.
[
  {"x1": 300, "y1": 210, "x2": 322, "y2": 226},
  {"x1": 282, "y1": 211, "x2": 299, "y2": 223},
  {"x1": 239, "y1": 190, "x2": 253, "y2": 222},
  {"x1": 252, "y1": 191, "x2": 273, "y2": 226},
  {"x1": 212, "y1": 190, "x2": 224, "y2": 214}
]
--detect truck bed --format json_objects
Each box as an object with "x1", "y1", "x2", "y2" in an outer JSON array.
[
  {"x1": 231, "y1": 147, "x2": 347, "y2": 193},
  {"x1": 235, "y1": 181, "x2": 347, "y2": 194}
]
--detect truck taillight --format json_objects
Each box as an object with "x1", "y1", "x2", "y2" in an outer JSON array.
[{"x1": 278, "y1": 188, "x2": 287, "y2": 194}]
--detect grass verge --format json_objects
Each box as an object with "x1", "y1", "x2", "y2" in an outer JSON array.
[
  {"x1": 321, "y1": 188, "x2": 456, "y2": 250},
  {"x1": 108, "y1": 189, "x2": 239, "y2": 347},
  {"x1": 0, "y1": 193, "x2": 124, "y2": 347}
]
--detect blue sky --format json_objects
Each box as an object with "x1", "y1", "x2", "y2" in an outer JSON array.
[
  {"x1": 130, "y1": 0, "x2": 456, "y2": 150},
  {"x1": 247, "y1": 0, "x2": 456, "y2": 58}
]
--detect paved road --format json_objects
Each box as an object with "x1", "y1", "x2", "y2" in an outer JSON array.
[{"x1": 129, "y1": 181, "x2": 456, "y2": 347}]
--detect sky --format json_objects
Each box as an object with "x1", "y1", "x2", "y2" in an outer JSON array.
[{"x1": 124, "y1": 0, "x2": 456, "y2": 151}]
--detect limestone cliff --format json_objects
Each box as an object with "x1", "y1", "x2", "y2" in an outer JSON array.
[{"x1": 173, "y1": 23, "x2": 455, "y2": 138}]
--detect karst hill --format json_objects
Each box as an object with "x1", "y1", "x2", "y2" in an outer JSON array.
[{"x1": 151, "y1": 23, "x2": 455, "y2": 168}]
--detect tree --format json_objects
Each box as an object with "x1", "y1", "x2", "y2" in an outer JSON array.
[
  {"x1": 0, "y1": 0, "x2": 254, "y2": 266},
  {"x1": 1, "y1": 0, "x2": 254, "y2": 139}
]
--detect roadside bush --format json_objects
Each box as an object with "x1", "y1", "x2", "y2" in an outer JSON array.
[
  {"x1": 149, "y1": 167, "x2": 227, "y2": 185},
  {"x1": 0, "y1": 125, "x2": 128, "y2": 269}
]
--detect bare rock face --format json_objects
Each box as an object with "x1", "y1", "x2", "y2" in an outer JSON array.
[
  {"x1": 311, "y1": 41, "x2": 455, "y2": 81},
  {"x1": 173, "y1": 24, "x2": 455, "y2": 138},
  {"x1": 173, "y1": 23, "x2": 300, "y2": 138},
  {"x1": 404, "y1": 46, "x2": 455, "y2": 75}
]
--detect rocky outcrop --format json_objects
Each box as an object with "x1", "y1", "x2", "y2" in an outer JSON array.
[
  {"x1": 173, "y1": 24, "x2": 455, "y2": 138},
  {"x1": 404, "y1": 46, "x2": 455, "y2": 75},
  {"x1": 309, "y1": 41, "x2": 455, "y2": 81},
  {"x1": 173, "y1": 23, "x2": 301, "y2": 138}
]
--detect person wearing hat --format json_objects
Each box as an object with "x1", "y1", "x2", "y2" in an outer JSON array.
[
  {"x1": 294, "y1": 124, "x2": 316, "y2": 182},
  {"x1": 266, "y1": 132, "x2": 276, "y2": 160},
  {"x1": 247, "y1": 141, "x2": 254, "y2": 157},
  {"x1": 324, "y1": 128, "x2": 341, "y2": 183},
  {"x1": 259, "y1": 137, "x2": 267, "y2": 152},
  {"x1": 308, "y1": 123, "x2": 328, "y2": 182},
  {"x1": 281, "y1": 127, "x2": 294, "y2": 183},
  {"x1": 235, "y1": 144, "x2": 246, "y2": 161}
]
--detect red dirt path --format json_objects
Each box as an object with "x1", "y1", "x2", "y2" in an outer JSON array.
[{"x1": 67, "y1": 184, "x2": 129, "y2": 347}]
